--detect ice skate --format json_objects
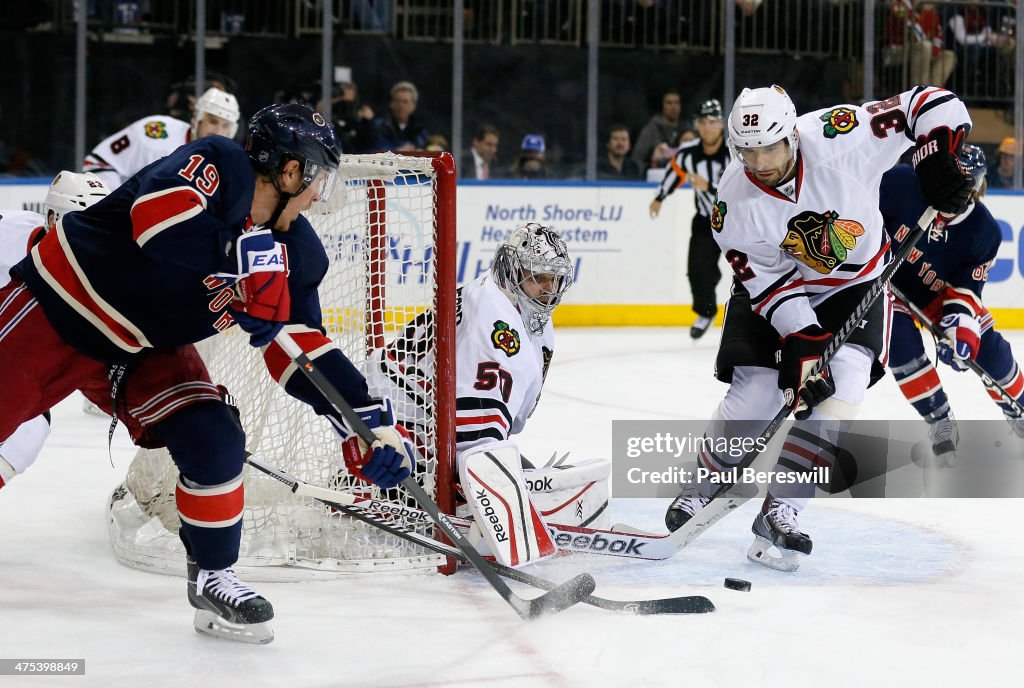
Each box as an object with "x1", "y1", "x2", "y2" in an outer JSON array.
[
  {"x1": 664, "y1": 487, "x2": 710, "y2": 532},
  {"x1": 690, "y1": 315, "x2": 713, "y2": 340},
  {"x1": 926, "y1": 412, "x2": 959, "y2": 467},
  {"x1": 187, "y1": 557, "x2": 274, "y2": 644},
  {"x1": 747, "y1": 499, "x2": 812, "y2": 572},
  {"x1": 1006, "y1": 414, "x2": 1024, "y2": 439}
]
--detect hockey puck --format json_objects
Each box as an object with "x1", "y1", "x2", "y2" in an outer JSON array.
[{"x1": 724, "y1": 577, "x2": 752, "y2": 592}]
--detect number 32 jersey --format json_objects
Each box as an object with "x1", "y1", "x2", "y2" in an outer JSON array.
[
  {"x1": 365, "y1": 274, "x2": 555, "y2": 457},
  {"x1": 713, "y1": 87, "x2": 971, "y2": 338}
]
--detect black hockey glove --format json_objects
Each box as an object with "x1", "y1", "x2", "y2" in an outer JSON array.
[
  {"x1": 777, "y1": 325, "x2": 836, "y2": 421},
  {"x1": 912, "y1": 127, "x2": 973, "y2": 215}
]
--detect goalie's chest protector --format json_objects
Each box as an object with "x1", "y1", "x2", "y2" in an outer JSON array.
[{"x1": 456, "y1": 275, "x2": 554, "y2": 436}]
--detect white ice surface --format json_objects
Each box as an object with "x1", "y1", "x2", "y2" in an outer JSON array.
[{"x1": 1, "y1": 327, "x2": 1022, "y2": 688}]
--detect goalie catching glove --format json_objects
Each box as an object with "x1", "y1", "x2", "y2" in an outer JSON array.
[
  {"x1": 228, "y1": 228, "x2": 291, "y2": 347},
  {"x1": 338, "y1": 398, "x2": 416, "y2": 490},
  {"x1": 912, "y1": 127, "x2": 974, "y2": 216},
  {"x1": 777, "y1": 324, "x2": 836, "y2": 421}
]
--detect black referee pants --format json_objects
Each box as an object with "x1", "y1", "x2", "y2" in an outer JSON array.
[{"x1": 687, "y1": 213, "x2": 722, "y2": 318}]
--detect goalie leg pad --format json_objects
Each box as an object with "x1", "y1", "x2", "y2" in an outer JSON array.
[
  {"x1": 524, "y1": 457, "x2": 611, "y2": 529},
  {"x1": 459, "y1": 441, "x2": 557, "y2": 567}
]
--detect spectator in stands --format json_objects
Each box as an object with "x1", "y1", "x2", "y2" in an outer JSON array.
[
  {"x1": 736, "y1": 0, "x2": 763, "y2": 17},
  {"x1": 884, "y1": 1, "x2": 956, "y2": 88},
  {"x1": 462, "y1": 124, "x2": 500, "y2": 180},
  {"x1": 513, "y1": 134, "x2": 550, "y2": 180},
  {"x1": 597, "y1": 125, "x2": 642, "y2": 180},
  {"x1": 631, "y1": 89, "x2": 684, "y2": 171},
  {"x1": 325, "y1": 81, "x2": 375, "y2": 154},
  {"x1": 350, "y1": 0, "x2": 393, "y2": 32},
  {"x1": 358, "y1": 80, "x2": 430, "y2": 152},
  {"x1": 988, "y1": 137, "x2": 1017, "y2": 189},
  {"x1": 424, "y1": 134, "x2": 449, "y2": 152},
  {"x1": 947, "y1": 1, "x2": 1000, "y2": 90}
]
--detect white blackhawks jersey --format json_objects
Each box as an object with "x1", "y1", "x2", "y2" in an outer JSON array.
[
  {"x1": 0, "y1": 209, "x2": 44, "y2": 287},
  {"x1": 364, "y1": 274, "x2": 555, "y2": 459},
  {"x1": 82, "y1": 115, "x2": 191, "y2": 189},
  {"x1": 714, "y1": 87, "x2": 971, "y2": 337}
]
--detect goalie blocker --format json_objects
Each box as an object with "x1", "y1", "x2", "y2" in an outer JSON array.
[{"x1": 458, "y1": 441, "x2": 610, "y2": 567}]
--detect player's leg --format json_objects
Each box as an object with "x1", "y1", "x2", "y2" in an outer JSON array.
[
  {"x1": 973, "y1": 322, "x2": 1024, "y2": 437},
  {"x1": 888, "y1": 305, "x2": 958, "y2": 460},
  {"x1": 746, "y1": 343, "x2": 873, "y2": 571},
  {"x1": 686, "y1": 214, "x2": 721, "y2": 339},
  {"x1": 0, "y1": 280, "x2": 105, "y2": 480},
  {"x1": 118, "y1": 347, "x2": 274, "y2": 643}
]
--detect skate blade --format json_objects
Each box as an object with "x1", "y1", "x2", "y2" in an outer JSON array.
[
  {"x1": 193, "y1": 609, "x2": 274, "y2": 645},
  {"x1": 746, "y1": 536, "x2": 804, "y2": 572}
]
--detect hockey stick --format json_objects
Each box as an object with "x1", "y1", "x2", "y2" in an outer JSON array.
[
  {"x1": 891, "y1": 286, "x2": 1024, "y2": 417},
  {"x1": 272, "y1": 332, "x2": 596, "y2": 620},
  {"x1": 618, "y1": 207, "x2": 941, "y2": 541},
  {"x1": 247, "y1": 452, "x2": 710, "y2": 561},
  {"x1": 244, "y1": 454, "x2": 715, "y2": 615}
]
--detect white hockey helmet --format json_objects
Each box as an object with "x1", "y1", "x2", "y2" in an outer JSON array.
[
  {"x1": 191, "y1": 87, "x2": 240, "y2": 139},
  {"x1": 728, "y1": 85, "x2": 799, "y2": 168},
  {"x1": 44, "y1": 171, "x2": 111, "y2": 227},
  {"x1": 491, "y1": 223, "x2": 574, "y2": 336}
]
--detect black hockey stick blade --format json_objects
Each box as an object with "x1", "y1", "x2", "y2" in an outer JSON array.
[
  {"x1": 244, "y1": 454, "x2": 713, "y2": 615},
  {"x1": 521, "y1": 574, "x2": 598, "y2": 620}
]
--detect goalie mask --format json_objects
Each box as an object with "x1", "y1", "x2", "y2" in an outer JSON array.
[
  {"x1": 44, "y1": 171, "x2": 111, "y2": 228},
  {"x1": 492, "y1": 223, "x2": 574, "y2": 336},
  {"x1": 191, "y1": 87, "x2": 240, "y2": 140},
  {"x1": 728, "y1": 85, "x2": 799, "y2": 185}
]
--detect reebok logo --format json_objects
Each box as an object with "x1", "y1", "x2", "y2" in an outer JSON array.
[
  {"x1": 525, "y1": 476, "x2": 553, "y2": 492},
  {"x1": 548, "y1": 529, "x2": 645, "y2": 556},
  {"x1": 475, "y1": 489, "x2": 509, "y2": 542},
  {"x1": 367, "y1": 499, "x2": 430, "y2": 523}
]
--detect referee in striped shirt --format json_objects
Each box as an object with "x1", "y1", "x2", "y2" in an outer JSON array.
[{"x1": 649, "y1": 99, "x2": 730, "y2": 339}]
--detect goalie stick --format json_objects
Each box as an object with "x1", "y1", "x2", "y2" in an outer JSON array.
[
  {"x1": 245, "y1": 452, "x2": 736, "y2": 561},
  {"x1": 273, "y1": 331, "x2": 596, "y2": 620},
  {"x1": 615, "y1": 207, "x2": 941, "y2": 540},
  {"x1": 891, "y1": 286, "x2": 1024, "y2": 417},
  {"x1": 244, "y1": 455, "x2": 715, "y2": 615}
]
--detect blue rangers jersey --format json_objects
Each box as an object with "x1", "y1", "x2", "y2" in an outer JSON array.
[
  {"x1": 13, "y1": 136, "x2": 372, "y2": 412},
  {"x1": 880, "y1": 163, "x2": 999, "y2": 322}
]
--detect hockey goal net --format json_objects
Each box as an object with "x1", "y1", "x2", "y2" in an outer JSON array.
[{"x1": 107, "y1": 152, "x2": 457, "y2": 581}]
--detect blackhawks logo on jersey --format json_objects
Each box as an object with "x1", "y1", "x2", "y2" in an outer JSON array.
[
  {"x1": 144, "y1": 121, "x2": 168, "y2": 139},
  {"x1": 819, "y1": 107, "x2": 858, "y2": 138},
  {"x1": 781, "y1": 210, "x2": 865, "y2": 274},
  {"x1": 491, "y1": 320, "x2": 521, "y2": 357},
  {"x1": 710, "y1": 199, "x2": 727, "y2": 232}
]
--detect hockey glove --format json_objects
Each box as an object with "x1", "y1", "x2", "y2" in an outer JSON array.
[
  {"x1": 229, "y1": 229, "x2": 291, "y2": 347},
  {"x1": 936, "y1": 313, "x2": 980, "y2": 372},
  {"x1": 777, "y1": 325, "x2": 836, "y2": 421},
  {"x1": 339, "y1": 398, "x2": 417, "y2": 490},
  {"x1": 912, "y1": 127, "x2": 973, "y2": 215}
]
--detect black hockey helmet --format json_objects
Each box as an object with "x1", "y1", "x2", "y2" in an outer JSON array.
[
  {"x1": 958, "y1": 143, "x2": 987, "y2": 195},
  {"x1": 697, "y1": 98, "x2": 723, "y2": 120},
  {"x1": 246, "y1": 103, "x2": 342, "y2": 197}
]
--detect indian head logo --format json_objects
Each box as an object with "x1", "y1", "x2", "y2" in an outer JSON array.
[
  {"x1": 819, "y1": 107, "x2": 858, "y2": 139},
  {"x1": 491, "y1": 320, "x2": 521, "y2": 357},
  {"x1": 144, "y1": 121, "x2": 168, "y2": 139},
  {"x1": 781, "y1": 210, "x2": 864, "y2": 274},
  {"x1": 710, "y1": 200, "x2": 727, "y2": 232}
]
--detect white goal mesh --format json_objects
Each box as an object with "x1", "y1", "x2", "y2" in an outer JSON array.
[{"x1": 107, "y1": 152, "x2": 456, "y2": 581}]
